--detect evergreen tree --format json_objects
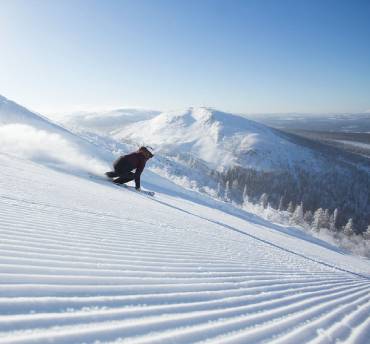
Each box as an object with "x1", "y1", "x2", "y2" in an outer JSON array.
[
  {"x1": 313, "y1": 208, "x2": 324, "y2": 231},
  {"x1": 344, "y1": 218, "x2": 354, "y2": 236},
  {"x1": 292, "y1": 203, "x2": 304, "y2": 225},
  {"x1": 329, "y1": 208, "x2": 338, "y2": 232},
  {"x1": 287, "y1": 201, "x2": 294, "y2": 213},
  {"x1": 278, "y1": 196, "x2": 285, "y2": 211},
  {"x1": 322, "y1": 209, "x2": 331, "y2": 229},
  {"x1": 224, "y1": 180, "x2": 231, "y2": 202},
  {"x1": 259, "y1": 193, "x2": 269, "y2": 209},
  {"x1": 304, "y1": 210, "x2": 313, "y2": 225},
  {"x1": 242, "y1": 191, "x2": 249, "y2": 206},
  {"x1": 364, "y1": 226, "x2": 370, "y2": 240},
  {"x1": 217, "y1": 182, "x2": 222, "y2": 198},
  {"x1": 242, "y1": 185, "x2": 248, "y2": 201}
]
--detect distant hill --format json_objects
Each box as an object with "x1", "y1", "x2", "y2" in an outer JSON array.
[{"x1": 249, "y1": 112, "x2": 370, "y2": 132}]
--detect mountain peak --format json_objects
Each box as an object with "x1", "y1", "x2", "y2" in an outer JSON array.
[{"x1": 113, "y1": 107, "x2": 304, "y2": 171}]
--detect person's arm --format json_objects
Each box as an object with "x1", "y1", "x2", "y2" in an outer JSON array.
[{"x1": 134, "y1": 159, "x2": 146, "y2": 189}]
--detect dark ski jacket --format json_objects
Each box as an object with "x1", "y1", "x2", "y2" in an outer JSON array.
[{"x1": 113, "y1": 152, "x2": 147, "y2": 189}]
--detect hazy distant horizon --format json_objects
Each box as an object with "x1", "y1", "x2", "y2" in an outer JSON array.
[{"x1": 2, "y1": 92, "x2": 370, "y2": 121}]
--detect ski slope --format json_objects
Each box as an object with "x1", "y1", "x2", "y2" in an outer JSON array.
[{"x1": 1, "y1": 152, "x2": 370, "y2": 344}]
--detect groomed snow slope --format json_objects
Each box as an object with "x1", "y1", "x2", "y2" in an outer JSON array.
[{"x1": 1, "y1": 153, "x2": 370, "y2": 344}]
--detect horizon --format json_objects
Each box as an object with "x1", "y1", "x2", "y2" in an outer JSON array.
[
  {"x1": 2, "y1": 92, "x2": 370, "y2": 119},
  {"x1": 2, "y1": 92, "x2": 370, "y2": 121},
  {"x1": 1, "y1": 0, "x2": 370, "y2": 115}
]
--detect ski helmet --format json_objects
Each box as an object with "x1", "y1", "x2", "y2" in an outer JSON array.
[{"x1": 138, "y1": 146, "x2": 154, "y2": 159}]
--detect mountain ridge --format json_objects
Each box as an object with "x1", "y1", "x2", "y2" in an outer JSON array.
[{"x1": 114, "y1": 107, "x2": 320, "y2": 173}]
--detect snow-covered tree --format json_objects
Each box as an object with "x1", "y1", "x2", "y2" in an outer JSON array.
[
  {"x1": 224, "y1": 181, "x2": 231, "y2": 202},
  {"x1": 364, "y1": 226, "x2": 370, "y2": 240},
  {"x1": 242, "y1": 192, "x2": 249, "y2": 206},
  {"x1": 242, "y1": 185, "x2": 248, "y2": 201},
  {"x1": 329, "y1": 208, "x2": 338, "y2": 232},
  {"x1": 291, "y1": 203, "x2": 304, "y2": 225},
  {"x1": 322, "y1": 209, "x2": 331, "y2": 229},
  {"x1": 343, "y1": 218, "x2": 354, "y2": 236},
  {"x1": 259, "y1": 193, "x2": 269, "y2": 209},
  {"x1": 217, "y1": 182, "x2": 222, "y2": 198},
  {"x1": 304, "y1": 210, "x2": 313, "y2": 225},
  {"x1": 278, "y1": 196, "x2": 285, "y2": 211},
  {"x1": 287, "y1": 201, "x2": 294, "y2": 214},
  {"x1": 313, "y1": 208, "x2": 324, "y2": 231}
]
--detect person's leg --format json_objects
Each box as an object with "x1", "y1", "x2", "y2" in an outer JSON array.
[
  {"x1": 113, "y1": 171, "x2": 135, "y2": 185},
  {"x1": 107, "y1": 159, "x2": 132, "y2": 180},
  {"x1": 105, "y1": 171, "x2": 119, "y2": 178}
]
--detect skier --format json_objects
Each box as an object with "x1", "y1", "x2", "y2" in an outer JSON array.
[{"x1": 105, "y1": 146, "x2": 154, "y2": 190}]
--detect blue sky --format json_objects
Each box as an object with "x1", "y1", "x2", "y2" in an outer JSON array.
[{"x1": 1, "y1": 0, "x2": 369, "y2": 114}]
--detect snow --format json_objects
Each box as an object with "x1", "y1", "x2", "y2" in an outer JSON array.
[
  {"x1": 1, "y1": 151, "x2": 370, "y2": 343},
  {"x1": 113, "y1": 107, "x2": 318, "y2": 172},
  {"x1": 0, "y1": 95, "x2": 111, "y2": 175},
  {"x1": 1, "y1": 96, "x2": 370, "y2": 343}
]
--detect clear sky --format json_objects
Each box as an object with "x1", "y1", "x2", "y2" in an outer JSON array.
[{"x1": 1, "y1": 0, "x2": 369, "y2": 115}]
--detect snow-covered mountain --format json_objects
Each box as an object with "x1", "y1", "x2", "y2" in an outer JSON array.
[
  {"x1": 1, "y1": 96, "x2": 370, "y2": 343},
  {"x1": 114, "y1": 107, "x2": 318, "y2": 172}
]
